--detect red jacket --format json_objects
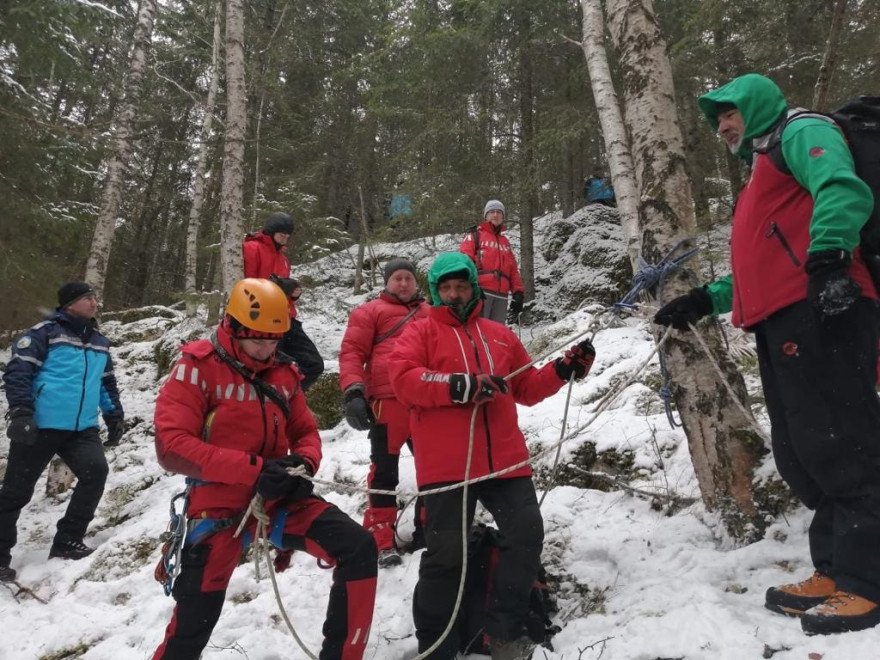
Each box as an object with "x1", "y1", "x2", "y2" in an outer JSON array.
[
  {"x1": 388, "y1": 302, "x2": 565, "y2": 486},
  {"x1": 242, "y1": 232, "x2": 297, "y2": 318},
  {"x1": 154, "y1": 323, "x2": 321, "y2": 516},
  {"x1": 730, "y1": 154, "x2": 877, "y2": 327},
  {"x1": 339, "y1": 292, "x2": 430, "y2": 399},
  {"x1": 459, "y1": 221, "x2": 524, "y2": 295}
]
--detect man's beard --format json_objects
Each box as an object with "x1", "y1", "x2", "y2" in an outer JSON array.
[{"x1": 726, "y1": 135, "x2": 743, "y2": 154}]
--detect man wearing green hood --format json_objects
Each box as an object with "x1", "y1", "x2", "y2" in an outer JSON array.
[
  {"x1": 388, "y1": 252, "x2": 595, "y2": 659},
  {"x1": 655, "y1": 73, "x2": 880, "y2": 635}
]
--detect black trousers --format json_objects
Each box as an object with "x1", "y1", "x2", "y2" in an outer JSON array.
[
  {"x1": 755, "y1": 298, "x2": 880, "y2": 602},
  {"x1": 0, "y1": 427, "x2": 108, "y2": 563},
  {"x1": 414, "y1": 477, "x2": 543, "y2": 659},
  {"x1": 281, "y1": 318, "x2": 325, "y2": 391}
]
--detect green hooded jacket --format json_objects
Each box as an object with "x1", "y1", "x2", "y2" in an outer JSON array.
[
  {"x1": 427, "y1": 252, "x2": 483, "y2": 319},
  {"x1": 697, "y1": 74, "x2": 873, "y2": 315}
]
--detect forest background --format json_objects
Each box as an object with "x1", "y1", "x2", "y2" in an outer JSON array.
[{"x1": 1, "y1": 0, "x2": 878, "y2": 333}]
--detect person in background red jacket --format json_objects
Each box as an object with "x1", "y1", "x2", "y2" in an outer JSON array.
[
  {"x1": 339, "y1": 258, "x2": 430, "y2": 568},
  {"x1": 459, "y1": 200, "x2": 525, "y2": 325},
  {"x1": 152, "y1": 278, "x2": 376, "y2": 660},
  {"x1": 388, "y1": 252, "x2": 595, "y2": 660},
  {"x1": 242, "y1": 212, "x2": 325, "y2": 390}
]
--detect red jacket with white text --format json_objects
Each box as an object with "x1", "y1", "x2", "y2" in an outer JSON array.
[
  {"x1": 339, "y1": 292, "x2": 431, "y2": 399},
  {"x1": 459, "y1": 221, "x2": 524, "y2": 296},
  {"x1": 388, "y1": 302, "x2": 564, "y2": 486},
  {"x1": 154, "y1": 322, "x2": 321, "y2": 516}
]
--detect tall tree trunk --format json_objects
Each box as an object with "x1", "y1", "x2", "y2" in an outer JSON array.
[
  {"x1": 813, "y1": 0, "x2": 849, "y2": 110},
  {"x1": 605, "y1": 0, "x2": 765, "y2": 542},
  {"x1": 84, "y1": 0, "x2": 159, "y2": 299},
  {"x1": 219, "y1": 0, "x2": 247, "y2": 291},
  {"x1": 184, "y1": 5, "x2": 222, "y2": 306},
  {"x1": 579, "y1": 0, "x2": 641, "y2": 266},
  {"x1": 517, "y1": 13, "x2": 536, "y2": 303}
]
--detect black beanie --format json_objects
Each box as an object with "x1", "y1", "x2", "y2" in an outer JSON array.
[
  {"x1": 714, "y1": 101, "x2": 737, "y2": 116},
  {"x1": 437, "y1": 269, "x2": 470, "y2": 285},
  {"x1": 262, "y1": 212, "x2": 294, "y2": 235},
  {"x1": 384, "y1": 258, "x2": 416, "y2": 284},
  {"x1": 57, "y1": 282, "x2": 96, "y2": 309}
]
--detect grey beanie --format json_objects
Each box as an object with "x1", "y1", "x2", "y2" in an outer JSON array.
[
  {"x1": 483, "y1": 200, "x2": 505, "y2": 219},
  {"x1": 262, "y1": 212, "x2": 294, "y2": 235},
  {"x1": 383, "y1": 257, "x2": 416, "y2": 284}
]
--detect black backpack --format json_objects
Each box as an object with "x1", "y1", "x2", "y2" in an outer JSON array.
[
  {"x1": 458, "y1": 523, "x2": 560, "y2": 655},
  {"x1": 756, "y1": 97, "x2": 880, "y2": 285}
]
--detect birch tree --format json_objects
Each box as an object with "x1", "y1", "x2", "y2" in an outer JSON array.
[
  {"x1": 604, "y1": 0, "x2": 765, "y2": 542},
  {"x1": 218, "y1": 0, "x2": 247, "y2": 291},
  {"x1": 84, "y1": 0, "x2": 158, "y2": 299},
  {"x1": 813, "y1": 0, "x2": 850, "y2": 110},
  {"x1": 184, "y1": 6, "x2": 222, "y2": 304},
  {"x1": 579, "y1": 0, "x2": 641, "y2": 265}
]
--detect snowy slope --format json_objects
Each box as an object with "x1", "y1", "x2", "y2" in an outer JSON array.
[{"x1": 0, "y1": 209, "x2": 876, "y2": 660}]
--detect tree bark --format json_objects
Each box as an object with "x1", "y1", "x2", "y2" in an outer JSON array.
[
  {"x1": 219, "y1": 0, "x2": 247, "y2": 291},
  {"x1": 84, "y1": 0, "x2": 159, "y2": 299},
  {"x1": 605, "y1": 0, "x2": 765, "y2": 542},
  {"x1": 517, "y1": 13, "x2": 536, "y2": 303},
  {"x1": 184, "y1": 5, "x2": 222, "y2": 308},
  {"x1": 579, "y1": 0, "x2": 641, "y2": 266},
  {"x1": 813, "y1": 0, "x2": 849, "y2": 110}
]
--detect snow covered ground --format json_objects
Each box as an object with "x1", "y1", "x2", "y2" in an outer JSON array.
[{"x1": 1, "y1": 209, "x2": 876, "y2": 659}]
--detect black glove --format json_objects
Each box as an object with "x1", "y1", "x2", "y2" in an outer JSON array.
[
  {"x1": 256, "y1": 454, "x2": 314, "y2": 501},
  {"x1": 449, "y1": 373, "x2": 509, "y2": 404},
  {"x1": 554, "y1": 339, "x2": 596, "y2": 381},
  {"x1": 103, "y1": 413, "x2": 125, "y2": 447},
  {"x1": 654, "y1": 287, "x2": 714, "y2": 331},
  {"x1": 343, "y1": 386, "x2": 375, "y2": 431},
  {"x1": 805, "y1": 250, "x2": 861, "y2": 316},
  {"x1": 6, "y1": 407, "x2": 37, "y2": 446},
  {"x1": 508, "y1": 291, "x2": 524, "y2": 322}
]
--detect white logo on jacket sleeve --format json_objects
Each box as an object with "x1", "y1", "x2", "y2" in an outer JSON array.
[
  {"x1": 421, "y1": 372, "x2": 451, "y2": 383},
  {"x1": 16, "y1": 336, "x2": 31, "y2": 350}
]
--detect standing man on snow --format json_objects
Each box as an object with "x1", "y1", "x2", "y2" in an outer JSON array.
[
  {"x1": 242, "y1": 211, "x2": 325, "y2": 389},
  {"x1": 654, "y1": 73, "x2": 880, "y2": 635},
  {"x1": 151, "y1": 278, "x2": 376, "y2": 659},
  {"x1": 1, "y1": 282, "x2": 124, "y2": 582},
  {"x1": 339, "y1": 258, "x2": 430, "y2": 568},
  {"x1": 389, "y1": 252, "x2": 595, "y2": 659},
  {"x1": 459, "y1": 200, "x2": 525, "y2": 325}
]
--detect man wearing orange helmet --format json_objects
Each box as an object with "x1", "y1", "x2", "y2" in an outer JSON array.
[{"x1": 151, "y1": 278, "x2": 377, "y2": 660}]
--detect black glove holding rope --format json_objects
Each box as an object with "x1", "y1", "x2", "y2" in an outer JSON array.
[
  {"x1": 256, "y1": 454, "x2": 314, "y2": 501},
  {"x1": 449, "y1": 373, "x2": 508, "y2": 405},
  {"x1": 654, "y1": 287, "x2": 714, "y2": 331},
  {"x1": 554, "y1": 339, "x2": 596, "y2": 381}
]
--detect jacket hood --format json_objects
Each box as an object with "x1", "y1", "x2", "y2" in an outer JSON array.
[
  {"x1": 427, "y1": 252, "x2": 482, "y2": 314},
  {"x1": 698, "y1": 74, "x2": 788, "y2": 154}
]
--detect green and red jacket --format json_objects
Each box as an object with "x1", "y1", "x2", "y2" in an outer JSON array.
[{"x1": 697, "y1": 74, "x2": 876, "y2": 327}]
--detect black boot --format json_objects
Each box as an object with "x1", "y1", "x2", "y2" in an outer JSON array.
[
  {"x1": 0, "y1": 564, "x2": 16, "y2": 582},
  {"x1": 49, "y1": 539, "x2": 95, "y2": 560}
]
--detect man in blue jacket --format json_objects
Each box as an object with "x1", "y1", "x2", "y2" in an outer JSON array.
[{"x1": 0, "y1": 282, "x2": 124, "y2": 582}]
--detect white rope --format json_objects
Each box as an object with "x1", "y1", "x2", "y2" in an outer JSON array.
[{"x1": 686, "y1": 321, "x2": 771, "y2": 444}]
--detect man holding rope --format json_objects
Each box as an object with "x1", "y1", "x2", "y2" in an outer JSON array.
[
  {"x1": 151, "y1": 278, "x2": 377, "y2": 660},
  {"x1": 389, "y1": 252, "x2": 595, "y2": 660},
  {"x1": 655, "y1": 73, "x2": 880, "y2": 635}
]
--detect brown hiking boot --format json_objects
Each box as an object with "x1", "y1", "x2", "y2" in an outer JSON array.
[
  {"x1": 765, "y1": 572, "x2": 835, "y2": 616},
  {"x1": 801, "y1": 591, "x2": 880, "y2": 635}
]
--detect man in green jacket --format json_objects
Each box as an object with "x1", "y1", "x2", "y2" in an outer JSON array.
[{"x1": 655, "y1": 73, "x2": 880, "y2": 635}]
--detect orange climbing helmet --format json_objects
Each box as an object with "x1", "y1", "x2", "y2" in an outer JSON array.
[{"x1": 225, "y1": 278, "x2": 290, "y2": 337}]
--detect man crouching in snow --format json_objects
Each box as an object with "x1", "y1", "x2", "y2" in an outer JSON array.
[
  {"x1": 151, "y1": 278, "x2": 377, "y2": 660},
  {"x1": 388, "y1": 252, "x2": 595, "y2": 660}
]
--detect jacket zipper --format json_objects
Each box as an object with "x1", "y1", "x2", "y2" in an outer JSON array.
[
  {"x1": 460, "y1": 324, "x2": 494, "y2": 473},
  {"x1": 272, "y1": 413, "x2": 280, "y2": 454},
  {"x1": 74, "y1": 349, "x2": 88, "y2": 431},
  {"x1": 766, "y1": 222, "x2": 801, "y2": 267},
  {"x1": 257, "y1": 392, "x2": 269, "y2": 456}
]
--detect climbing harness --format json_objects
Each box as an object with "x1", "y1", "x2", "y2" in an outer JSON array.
[{"x1": 155, "y1": 487, "x2": 189, "y2": 596}]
